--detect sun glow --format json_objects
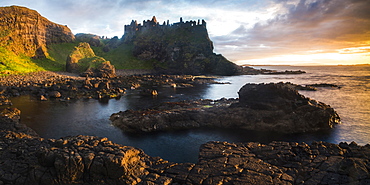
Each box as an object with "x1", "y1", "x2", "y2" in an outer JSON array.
[{"x1": 236, "y1": 51, "x2": 370, "y2": 66}]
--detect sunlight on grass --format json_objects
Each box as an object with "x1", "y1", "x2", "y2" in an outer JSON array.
[{"x1": 0, "y1": 47, "x2": 44, "y2": 76}]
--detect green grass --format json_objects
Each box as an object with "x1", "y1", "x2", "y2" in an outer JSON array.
[
  {"x1": 93, "y1": 44, "x2": 154, "y2": 69},
  {"x1": 75, "y1": 56, "x2": 108, "y2": 72},
  {"x1": 48, "y1": 42, "x2": 78, "y2": 63},
  {"x1": 29, "y1": 42, "x2": 79, "y2": 72},
  {"x1": 0, "y1": 40, "x2": 154, "y2": 75},
  {"x1": 0, "y1": 47, "x2": 44, "y2": 76}
]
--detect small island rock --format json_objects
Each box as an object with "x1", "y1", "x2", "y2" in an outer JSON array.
[{"x1": 110, "y1": 82, "x2": 340, "y2": 133}]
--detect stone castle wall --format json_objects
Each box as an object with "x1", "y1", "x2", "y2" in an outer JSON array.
[{"x1": 124, "y1": 16, "x2": 207, "y2": 40}]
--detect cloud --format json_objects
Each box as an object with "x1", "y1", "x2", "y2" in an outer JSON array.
[
  {"x1": 0, "y1": 0, "x2": 369, "y2": 64},
  {"x1": 212, "y1": 0, "x2": 370, "y2": 63},
  {"x1": 0, "y1": 0, "x2": 272, "y2": 36}
]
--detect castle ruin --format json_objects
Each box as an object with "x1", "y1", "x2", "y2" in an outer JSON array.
[{"x1": 124, "y1": 16, "x2": 207, "y2": 40}]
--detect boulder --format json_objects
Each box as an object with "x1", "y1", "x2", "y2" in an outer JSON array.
[
  {"x1": 66, "y1": 42, "x2": 116, "y2": 78},
  {"x1": 40, "y1": 95, "x2": 48, "y2": 101},
  {"x1": 48, "y1": 91, "x2": 62, "y2": 98},
  {"x1": 237, "y1": 82, "x2": 306, "y2": 110},
  {"x1": 66, "y1": 42, "x2": 95, "y2": 74},
  {"x1": 80, "y1": 61, "x2": 116, "y2": 78}
]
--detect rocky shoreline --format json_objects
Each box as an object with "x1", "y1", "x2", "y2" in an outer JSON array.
[
  {"x1": 1, "y1": 72, "x2": 367, "y2": 185},
  {"x1": 110, "y1": 82, "x2": 340, "y2": 133},
  {"x1": 0, "y1": 71, "x2": 224, "y2": 104},
  {"x1": 0, "y1": 108, "x2": 369, "y2": 184}
]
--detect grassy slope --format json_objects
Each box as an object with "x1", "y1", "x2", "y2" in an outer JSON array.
[
  {"x1": 0, "y1": 46, "x2": 44, "y2": 76},
  {"x1": 92, "y1": 43, "x2": 153, "y2": 70},
  {"x1": 33, "y1": 42, "x2": 78, "y2": 71},
  {"x1": 0, "y1": 42, "x2": 78, "y2": 75},
  {"x1": 0, "y1": 40, "x2": 154, "y2": 75}
]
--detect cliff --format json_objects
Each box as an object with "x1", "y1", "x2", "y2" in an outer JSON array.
[
  {"x1": 0, "y1": 6, "x2": 75, "y2": 58},
  {"x1": 120, "y1": 16, "x2": 241, "y2": 75}
]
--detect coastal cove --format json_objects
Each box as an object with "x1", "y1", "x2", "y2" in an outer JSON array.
[{"x1": 4, "y1": 65, "x2": 370, "y2": 163}]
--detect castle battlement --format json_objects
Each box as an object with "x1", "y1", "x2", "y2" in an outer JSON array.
[{"x1": 124, "y1": 16, "x2": 207, "y2": 37}]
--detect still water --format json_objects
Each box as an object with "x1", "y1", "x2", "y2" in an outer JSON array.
[{"x1": 7, "y1": 65, "x2": 370, "y2": 163}]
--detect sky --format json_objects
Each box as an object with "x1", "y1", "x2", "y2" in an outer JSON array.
[{"x1": 1, "y1": 0, "x2": 369, "y2": 65}]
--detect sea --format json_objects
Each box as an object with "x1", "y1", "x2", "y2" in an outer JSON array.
[{"x1": 6, "y1": 65, "x2": 370, "y2": 163}]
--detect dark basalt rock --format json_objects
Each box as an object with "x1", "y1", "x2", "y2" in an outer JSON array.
[
  {"x1": 0, "y1": 72, "x2": 224, "y2": 101},
  {"x1": 111, "y1": 82, "x2": 340, "y2": 133},
  {"x1": 0, "y1": 112, "x2": 369, "y2": 184},
  {"x1": 237, "y1": 82, "x2": 306, "y2": 110},
  {"x1": 307, "y1": 83, "x2": 341, "y2": 89},
  {"x1": 80, "y1": 61, "x2": 116, "y2": 78},
  {"x1": 262, "y1": 70, "x2": 306, "y2": 74},
  {"x1": 0, "y1": 95, "x2": 12, "y2": 106}
]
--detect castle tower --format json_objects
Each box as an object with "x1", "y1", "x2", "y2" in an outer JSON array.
[
  {"x1": 152, "y1": 16, "x2": 158, "y2": 23},
  {"x1": 180, "y1": 17, "x2": 183, "y2": 23}
]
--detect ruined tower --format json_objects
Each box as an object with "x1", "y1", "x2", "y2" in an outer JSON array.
[{"x1": 124, "y1": 16, "x2": 207, "y2": 42}]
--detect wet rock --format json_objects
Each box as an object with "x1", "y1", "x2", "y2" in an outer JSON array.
[
  {"x1": 81, "y1": 61, "x2": 116, "y2": 78},
  {"x1": 0, "y1": 110, "x2": 369, "y2": 184},
  {"x1": 0, "y1": 108, "x2": 21, "y2": 122},
  {"x1": 40, "y1": 95, "x2": 48, "y2": 101},
  {"x1": 139, "y1": 89, "x2": 158, "y2": 96},
  {"x1": 237, "y1": 82, "x2": 306, "y2": 110},
  {"x1": 0, "y1": 114, "x2": 147, "y2": 184},
  {"x1": 0, "y1": 95, "x2": 11, "y2": 106},
  {"x1": 0, "y1": 72, "x2": 222, "y2": 101},
  {"x1": 48, "y1": 91, "x2": 62, "y2": 98}
]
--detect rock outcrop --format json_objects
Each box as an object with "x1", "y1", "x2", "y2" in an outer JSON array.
[
  {"x1": 110, "y1": 82, "x2": 340, "y2": 133},
  {"x1": 66, "y1": 42, "x2": 116, "y2": 77},
  {"x1": 0, "y1": 116, "x2": 148, "y2": 184},
  {"x1": 75, "y1": 33, "x2": 102, "y2": 47},
  {"x1": 0, "y1": 6, "x2": 75, "y2": 58},
  {"x1": 122, "y1": 17, "x2": 241, "y2": 76},
  {"x1": 0, "y1": 108, "x2": 369, "y2": 184}
]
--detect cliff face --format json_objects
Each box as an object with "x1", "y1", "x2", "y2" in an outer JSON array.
[
  {"x1": 123, "y1": 17, "x2": 240, "y2": 75},
  {"x1": 0, "y1": 6, "x2": 75, "y2": 58}
]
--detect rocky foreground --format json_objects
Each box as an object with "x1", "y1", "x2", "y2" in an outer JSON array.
[
  {"x1": 0, "y1": 108, "x2": 369, "y2": 185},
  {"x1": 0, "y1": 71, "x2": 223, "y2": 104},
  {"x1": 110, "y1": 82, "x2": 340, "y2": 133}
]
